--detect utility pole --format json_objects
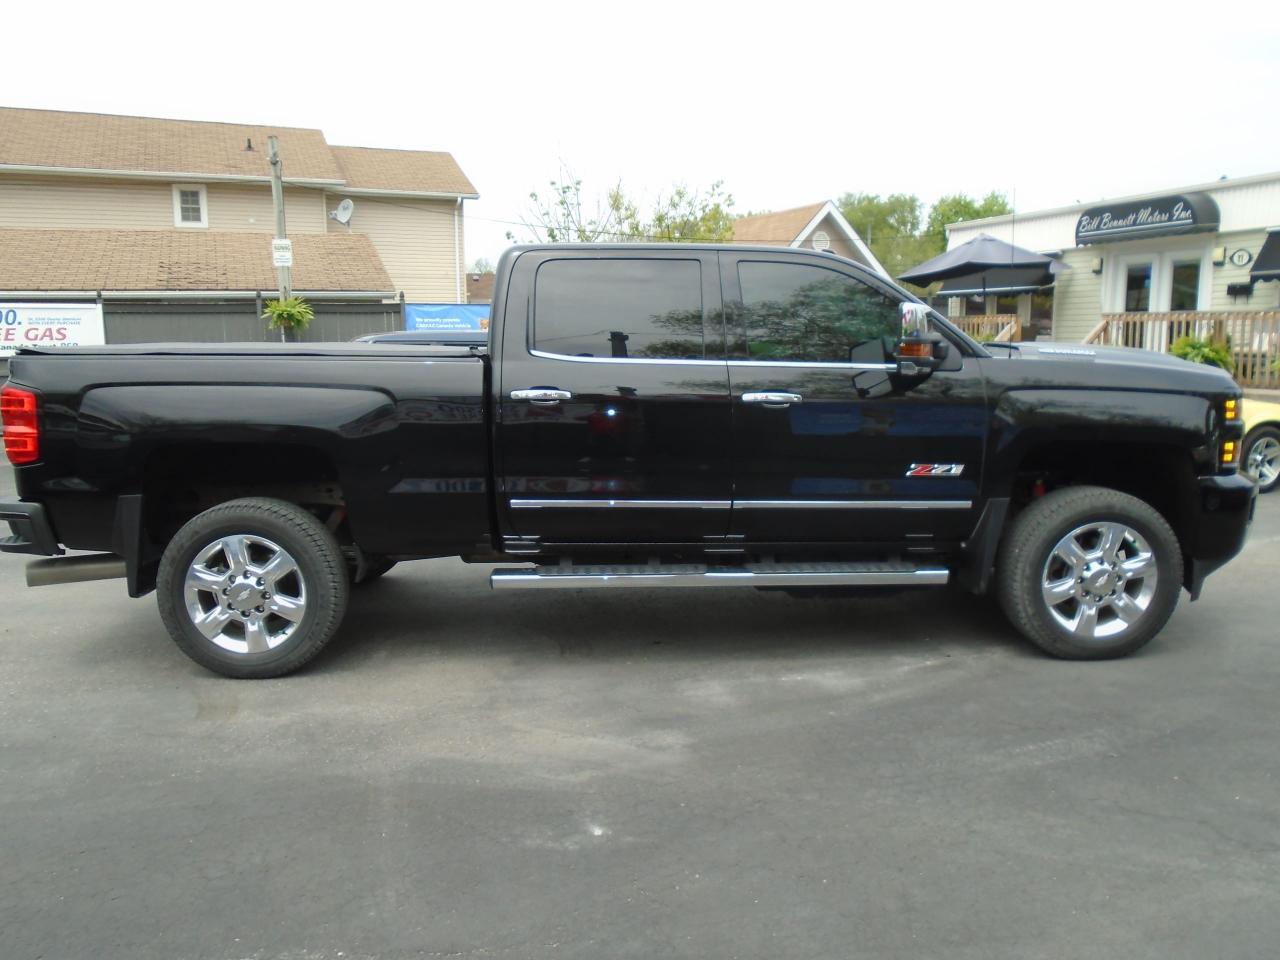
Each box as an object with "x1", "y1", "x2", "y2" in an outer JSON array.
[{"x1": 268, "y1": 136, "x2": 291, "y2": 300}]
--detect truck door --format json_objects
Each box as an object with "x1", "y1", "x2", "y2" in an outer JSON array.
[
  {"x1": 720, "y1": 253, "x2": 987, "y2": 545},
  {"x1": 496, "y1": 250, "x2": 732, "y2": 546}
]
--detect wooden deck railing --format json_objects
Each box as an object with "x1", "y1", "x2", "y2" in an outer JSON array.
[
  {"x1": 1084, "y1": 311, "x2": 1280, "y2": 388},
  {"x1": 950, "y1": 314, "x2": 1019, "y2": 342}
]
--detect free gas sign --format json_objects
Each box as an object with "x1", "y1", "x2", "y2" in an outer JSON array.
[{"x1": 0, "y1": 303, "x2": 106, "y2": 356}]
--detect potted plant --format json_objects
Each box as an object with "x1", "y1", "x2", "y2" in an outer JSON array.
[
  {"x1": 1170, "y1": 335, "x2": 1234, "y2": 374},
  {"x1": 261, "y1": 295, "x2": 315, "y2": 343}
]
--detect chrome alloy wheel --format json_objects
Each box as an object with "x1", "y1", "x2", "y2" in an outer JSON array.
[
  {"x1": 1040, "y1": 522, "x2": 1158, "y2": 641},
  {"x1": 1246, "y1": 435, "x2": 1280, "y2": 488},
  {"x1": 183, "y1": 535, "x2": 307, "y2": 654}
]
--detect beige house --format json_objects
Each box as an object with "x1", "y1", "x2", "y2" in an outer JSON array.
[
  {"x1": 732, "y1": 200, "x2": 888, "y2": 277},
  {"x1": 0, "y1": 107, "x2": 477, "y2": 313}
]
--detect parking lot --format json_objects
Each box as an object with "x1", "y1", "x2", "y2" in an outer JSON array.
[{"x1": 1, "y1": 469, "x2": 1277, "y2": 960}]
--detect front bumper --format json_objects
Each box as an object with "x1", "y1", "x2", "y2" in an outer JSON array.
[
  {"x1": 1185, "y1": 473, "x2": 1256, "y2": 600},
  {"x1": 0, "y1": 501, "x2": 62, "y2": 556}
]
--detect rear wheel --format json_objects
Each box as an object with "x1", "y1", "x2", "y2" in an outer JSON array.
[
  {"x1": 997, "y1": 486, "x2": 1182, "y2": 660},
  {"x1": 1243, "y1": 426, "x2": 1280, "y2": 494},
  {"x1": 156, "y1": 498, "x2": 349, "y2": 678}
]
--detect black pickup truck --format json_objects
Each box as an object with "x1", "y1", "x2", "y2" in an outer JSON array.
[{"x1": 0, "y1": 245, "x2": 1256, "y2": 677}]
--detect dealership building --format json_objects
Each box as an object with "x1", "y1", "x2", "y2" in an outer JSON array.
[{"x1": 943, "y1": 171, "x2": 1280, "y2": 343}]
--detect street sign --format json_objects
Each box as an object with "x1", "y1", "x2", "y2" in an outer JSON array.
[{"x1": 271, "y1": 238, "x2": 294, "y2": 267}]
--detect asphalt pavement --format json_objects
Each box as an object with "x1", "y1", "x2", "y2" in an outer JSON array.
[{"x1": 1, "y1": 468, "x2": 1277, "y2": 960}]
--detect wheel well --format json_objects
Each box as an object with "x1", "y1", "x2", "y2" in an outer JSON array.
[
  {"x1": 1010, "y1": 441, "x2": 1197, "y2": 541},
  {"x1": 141, "y1": 443, "x2": 345, "y2": 547}
]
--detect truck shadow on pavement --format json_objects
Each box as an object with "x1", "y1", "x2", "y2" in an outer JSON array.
[{"x1": 317, "y1": 567, "x2": 1034, "y2": 674}]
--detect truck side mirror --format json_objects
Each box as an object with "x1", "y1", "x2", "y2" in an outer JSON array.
[{"x1": 894, "y1": 302, "x2": 948, "y2": 379}]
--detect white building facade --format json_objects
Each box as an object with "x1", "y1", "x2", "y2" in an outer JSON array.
[{"x1": 945, "y1": 171, "x2": 1280, "y2": 343}]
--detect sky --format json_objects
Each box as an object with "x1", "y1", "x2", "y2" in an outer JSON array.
[{"x1": 5, "y1": 0, "x2": 1278, "y2": 267}]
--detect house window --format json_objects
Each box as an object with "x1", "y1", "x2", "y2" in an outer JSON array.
[{"x1": 172, "y1": 184, "x2": 207, "y2": 228}]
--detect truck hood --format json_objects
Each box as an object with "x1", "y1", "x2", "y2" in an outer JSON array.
[{"x1": 992, "y1": 341, "x2": 1237, "y2": 386}]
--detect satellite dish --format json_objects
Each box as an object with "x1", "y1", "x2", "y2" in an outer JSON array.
[{"x1": 329, "y1": 198, "x2": 355, "y2": 225}]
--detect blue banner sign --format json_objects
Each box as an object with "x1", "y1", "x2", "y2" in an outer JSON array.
[{"x1": 405, "y1": 303, "x2": 490, "y2": 331}]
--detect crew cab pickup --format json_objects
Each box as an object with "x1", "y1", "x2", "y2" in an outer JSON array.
[{"x1": 0, "y1": 245, "x2": 1256, "y2": 677}]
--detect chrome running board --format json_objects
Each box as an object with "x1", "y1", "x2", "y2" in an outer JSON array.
[{"x1": 490, "y1": 560, "x2": 949, "y2": 591}]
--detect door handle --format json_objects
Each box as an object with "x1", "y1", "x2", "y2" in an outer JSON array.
[
  {"x1": 742, "y1": 391, "x2": 803, "y2": 408},
  {"x1": 510, "y1": 388, "x2": 573, "y2": 405}
]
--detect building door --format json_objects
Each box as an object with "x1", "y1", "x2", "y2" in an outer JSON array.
[
  {"x1": 720, "y1": 253, "x2": 986, "y2": 545},
  {"x1": 1108, "y1": 246, "x2": 1211, "y2": 348},
  {"x1": 496, "y1": 250, "x2": 733, "y2": 546}
]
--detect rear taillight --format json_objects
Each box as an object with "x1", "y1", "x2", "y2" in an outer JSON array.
[{"x1": 1, "y1": 386, "x2": 39, "y2": 465}]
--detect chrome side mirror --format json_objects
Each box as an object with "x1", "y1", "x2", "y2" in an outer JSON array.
[
  {"x1": 900, "y1": 301, "x2": 931, "y2": 338},
  {"x1": 895, "y1": 302, "x2": 947, "y2": 379}
]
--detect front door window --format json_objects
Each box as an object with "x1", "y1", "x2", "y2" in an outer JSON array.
[
  {"x1": 1125, "y1": 264, "x2": 1152, "y2": 312},
  {"x1": 1170, "y1": 260, "x2": 1201, "y2": 312}
]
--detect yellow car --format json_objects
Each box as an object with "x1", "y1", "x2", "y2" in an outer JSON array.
[{"x1": 1243, "y1": 396, "x2": 1280, "y2": 494}]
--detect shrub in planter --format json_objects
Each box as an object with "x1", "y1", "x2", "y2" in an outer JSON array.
[
  {"x1": 1170, "y1": 335, "x2": 1233, "y2": 373},
  {"x1": 262, "y1": 296, "x2": 315, "y2": 341}
]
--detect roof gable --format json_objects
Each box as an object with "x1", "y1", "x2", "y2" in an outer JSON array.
[{"x1": 732, "y1": 202, "x2": 826, "y2": 245}]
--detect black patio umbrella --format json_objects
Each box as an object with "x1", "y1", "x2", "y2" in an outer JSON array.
[{"x1": 898, "y1": 233, "x2": 1062, "y2": 288}]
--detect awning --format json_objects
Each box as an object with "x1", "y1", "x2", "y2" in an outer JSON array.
[
  {"x1": 939, "y1": 267, "x2": 1055, "y2": 297},
  {"x1": 1075, "y1": 192, "x2": 1220, "y2": 245},
  {"x1": 1251, "y1": 230, "x2": 1280, "y2": 283}
]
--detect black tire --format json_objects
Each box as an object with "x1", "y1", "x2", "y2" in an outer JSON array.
[
  {"x1": 156, "y1": 498, "x2": 349, "y2": 678},
  {"x1": 1242, "y1": 425, "x2": 1280, "y2": 494},
  {"x1": 996, "y1": 486, "x2": 1183, "y2": 660},
  {"x1": 347, "y1": 554, "x2": 397, "y2": 585}
]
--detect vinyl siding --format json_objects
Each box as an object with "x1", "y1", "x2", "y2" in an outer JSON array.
[
  {"x1": 327, "y1": 193, "x2": 459, "y2": 301},
  {"x1": 1209, "y1": 230, "x2": 1280, "y2": 311},
  {"x1": 0, "y1": 176, "x2": 173, "y2": 229},
  {"x1": 205, "y1": 183, "x2": 326, "y2": 233},
  {"x1": 0, "y1": 175, "x2": 327, "y2": 233},
  {"x1": 1050, "y1": 246, "x2": 1105, "y2": 342}
]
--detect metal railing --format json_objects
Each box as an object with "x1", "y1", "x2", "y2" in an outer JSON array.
[
  {"x1": 950, "y1": 314, "x2": 1019, "y2": 342},
  {"x1": 1084, "y1": 311, "x2": 1280, "y2": 388}
]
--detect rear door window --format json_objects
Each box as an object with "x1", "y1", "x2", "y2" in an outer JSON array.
[
  {"x1": 533, "y1": 259, "x2": 705, "y2": 360},
  {"x1": 736, "y1": 260, "x2": 900, "y2": 364}
]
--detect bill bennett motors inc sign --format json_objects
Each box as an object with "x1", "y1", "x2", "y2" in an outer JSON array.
[{"x1": 1075, "y1": 192, "x2": 1221, "y2": 245}]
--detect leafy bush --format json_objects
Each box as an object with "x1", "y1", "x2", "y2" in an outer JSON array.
[
  {"x1": 261, "y1": 296, "x2": 314, "y2": 335},
  {"x1": 1170, "y1": 335, "x2": 1233, "y2": 372}
]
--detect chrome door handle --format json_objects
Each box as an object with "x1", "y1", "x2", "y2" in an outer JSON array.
[
  {"x1": 510, "y1": 388, "x2": 573, "y2": 405},
  {"x1": 742, "y1": 391, "x2": 803, "y2": 408}
]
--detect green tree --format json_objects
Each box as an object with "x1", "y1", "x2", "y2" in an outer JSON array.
[
  {"x1": 923, "y1": 191, "x2": 1013, "y2": 251},
  {"x1": 508, "y1": 166, "x2": 734, "y2": 243},
  {"x1": 835, "y1": 192, "x2": 936, "y2": 288}
]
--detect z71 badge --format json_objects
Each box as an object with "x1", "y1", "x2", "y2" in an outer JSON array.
[{"x1": 906, "y1": 463, "x2": 965, "y2": 477}]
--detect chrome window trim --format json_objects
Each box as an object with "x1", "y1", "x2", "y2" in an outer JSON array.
[
  {"x1": 509, "y1": 498, "x2": 971, "y2": 511},
  {"x1": 511, "y1": 498, "x2": 732, "y2": 510},
  {"x1": 529, "y1": 349, "x2": 726, "y2": 367},
  {"x1": 727, "y1": 360, "x2": 896, "y2": 370}
]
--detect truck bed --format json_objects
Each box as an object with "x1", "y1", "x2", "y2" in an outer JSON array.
[{"x1": 5, "y1": 344, "x2": 492, "y2": 561}]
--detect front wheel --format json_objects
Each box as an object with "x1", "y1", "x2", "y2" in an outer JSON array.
[
  {"x1": 996, "y1": 486, "x2": 1183, "y2": 660},
  {"x1": 156, "y1": 498, "x2": 349, "y2": 678},
  {"x1": 1243, "y1": 426, "x2": 1280, "y2": 494}
]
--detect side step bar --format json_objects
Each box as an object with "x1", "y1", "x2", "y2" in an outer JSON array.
[{"x1": 490, "y1": 561, "x2": 949, "y2": 591}]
